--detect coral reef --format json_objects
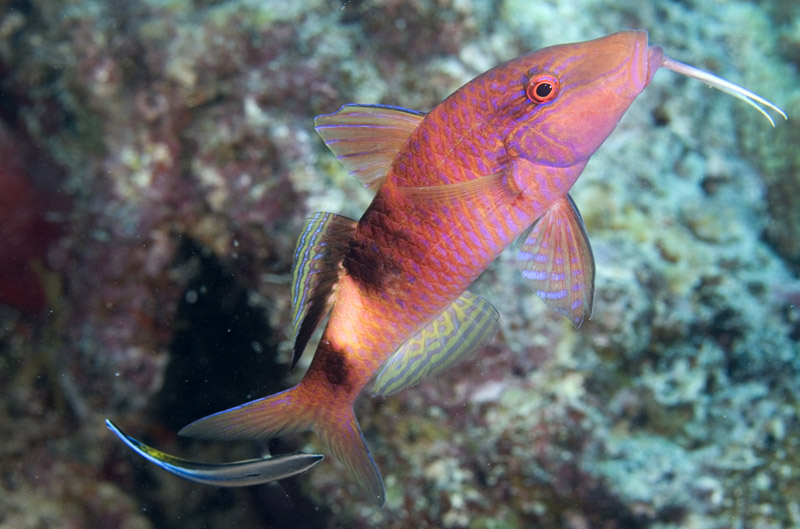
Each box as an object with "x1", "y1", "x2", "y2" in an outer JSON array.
[{"x1": 0, "y1": 0, "x2": 797, "y2": 528}]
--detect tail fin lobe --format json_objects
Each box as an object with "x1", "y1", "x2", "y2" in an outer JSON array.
[
  {"x1": 319, "y1": 410, "x2": 385, "y2": 506},
  {"x1": 179, "y1": 387, "x2": 304, "y2": 440},
  {"x1": 179, "y1": 386, "x2": 386, "y2": 505}
]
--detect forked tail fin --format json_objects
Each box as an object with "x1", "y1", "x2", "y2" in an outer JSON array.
[
  {"x1": 179, "y1": 387, "x2": 305, "y2": 440},
  {"x1": 179, "y1": 386, "x2": 386, "y2": 505},
  {"x1": 317, "y1": 409, "x2": 385, "y2": 505}
]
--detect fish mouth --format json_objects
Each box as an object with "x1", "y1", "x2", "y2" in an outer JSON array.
[
  {"x1": 646, "y1": 44, "x2": 665, "y2": 85},
  {"x1": 629, "y1": 30, "x2": 664, "y2": 90}
]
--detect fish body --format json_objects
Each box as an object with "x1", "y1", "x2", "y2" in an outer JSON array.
[
  {"x1": 169, "y1": 30, "x2": 785, "y2": 505},
  {"x1": 178, "y1": 31, "x2": 660, "y2": 504}
]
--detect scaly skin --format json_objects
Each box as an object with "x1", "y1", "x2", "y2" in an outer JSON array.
[
  {"x1": 110, "y1": 26, "x2": 786, "y2": 503},
  {"x1": 180, "y1": 31, "x2": 666, "y2": 504},
  {"x1": 296, "y1": 30, "x2": 655, "y2": 401}
]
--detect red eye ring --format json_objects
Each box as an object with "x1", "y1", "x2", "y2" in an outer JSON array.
[{"x1": 525, "y1": 74, "x2": 559, "y2": 104}]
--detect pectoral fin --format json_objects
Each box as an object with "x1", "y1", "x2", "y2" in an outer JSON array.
[
  {"x1": 517, "y1": 194, "x2": 595, "y2": 327},
  {"x1": 291, "y1": 211, "x2": 357, "y2": 367},
  {"x1": 105, "y1": 419, "x2": 323, "y2": 487},
  {"x1": 371, "y1": 290, "x2": 499, "y2": 396}
]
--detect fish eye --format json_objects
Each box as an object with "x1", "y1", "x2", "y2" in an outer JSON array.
[{"x1": 525, "y1": 74, "x2": 559, "y2": 104}]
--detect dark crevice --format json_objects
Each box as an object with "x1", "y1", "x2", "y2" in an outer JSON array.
[{"x1": 152, "y1": 239, "x2": 284, "y2": 430}]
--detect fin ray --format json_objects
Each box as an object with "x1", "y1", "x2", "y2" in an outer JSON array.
[
  {"x1": 179, "y1": 387, "x2": 386, "y2": 505},
  {"x1": 517, "y1": 194, "x2": 595, "y2": 326},
  {"x1": 290, "y1": 212, "x2": 357, "y2": 367},
  {"x1": 315, "y1": 104, "x2": 425, "y2": 190},
  {"x1": 372, "y1": 291, "x2": 500, "y2": 396},
  {"x1": 319, "y1": 411, "x2": 385, "y2": 506},
  {"x1": 179, "y1": 387, "x2": 304, "y2": 440}
]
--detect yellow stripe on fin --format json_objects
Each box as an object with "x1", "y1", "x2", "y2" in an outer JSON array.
[
  {"x1": 371, "y1": 291, "x2": 499, "y2": 396},
  {"x1": 291, "y1": 212, "x2": 357, "y2": 367},
  {"x1": 315, "y1": 104, "x2": 425, "y2": 190}
]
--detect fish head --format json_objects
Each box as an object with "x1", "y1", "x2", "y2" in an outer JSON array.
[{"x1": 495, "y1": 30, "x2": 663, "y2": 167}]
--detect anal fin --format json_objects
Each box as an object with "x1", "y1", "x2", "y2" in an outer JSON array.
[
  {"x1": 371, "y1": 291, "x2": 499, "y2": 396},
  {"x1": 291, "y1": 211, "x2": 357, "y2": 367},
  {"x1": 517, "y1": 194, "x2": 595, "y2": 327}
]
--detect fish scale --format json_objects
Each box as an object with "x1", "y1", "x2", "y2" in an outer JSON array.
[
  {"x1": 111, "y1": 30, "x2": 785, "y2": 506},
  {"x1": 333, "y1": 195, "x2": 527, "y2": 371}
]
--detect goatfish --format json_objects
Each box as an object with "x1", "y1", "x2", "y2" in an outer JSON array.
[{"x1": 108, "y1": 30, "x2": 785, "y2": 505}]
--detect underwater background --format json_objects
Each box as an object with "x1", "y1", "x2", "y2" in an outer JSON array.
[{"x1": 1, "y1": 0, "x2": 799, "y2": 527}]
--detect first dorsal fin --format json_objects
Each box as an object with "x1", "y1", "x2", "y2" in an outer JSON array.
[
  {"x1": 314, "y1": 104, "x2": 425, "y2": 190},
  {"x1": 290, "y1": 211, "x2": 357, "y2": 367}
]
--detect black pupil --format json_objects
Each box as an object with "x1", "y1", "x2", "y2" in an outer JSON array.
[{"x1": 535, "y1": 82, "x2": 552, "y2": 98}]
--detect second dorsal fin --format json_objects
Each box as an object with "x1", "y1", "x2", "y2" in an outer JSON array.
[
  {"x1": 314, "y1": 104, "x2": 425, "y2": 190},
  {"x1": 290, "y1": 211, "x2": 358, "y2": 367}
]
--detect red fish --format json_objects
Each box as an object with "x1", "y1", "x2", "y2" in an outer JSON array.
[{"x1": 169, "y1": 30, "x2": 784, "y2": 505}]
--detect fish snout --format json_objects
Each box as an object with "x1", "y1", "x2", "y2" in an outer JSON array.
[
  {"x1": 629, "y1": 30, "x2": 663, "y2": 92},
  {"x1": 646, "y1": 45, "x2": 665, "y2": 86}
]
